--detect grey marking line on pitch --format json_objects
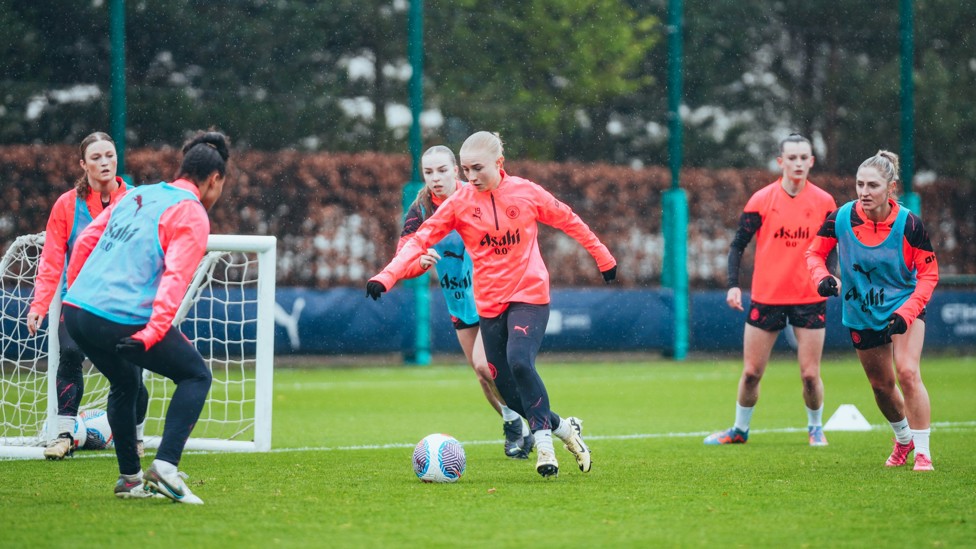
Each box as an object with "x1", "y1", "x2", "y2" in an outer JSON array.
[{"x1": 57, "y1": 420, "x2": 976, "y2": 460}]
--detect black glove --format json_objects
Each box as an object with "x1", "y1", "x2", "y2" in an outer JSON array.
[
  {"x1": 601, "y1": 265, "x2": 617, "y2": 284},
  {"x1": 817, "y1": 276, "x2": 839, "y2": 297},
  {"x1": 366, "y1": 280, "x2": 387, "y2": 300},
  {"x1": 116, "y1": 337, "x2": 146, "y2": 355},
  {"x1": 884, "y1": 314, "x2": 908, "y2": 337}
]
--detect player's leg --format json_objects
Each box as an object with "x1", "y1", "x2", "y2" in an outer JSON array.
[
  {"x1": 505, "y1": 303, "x2": 587, "y2": 476},
  {"x1": 892, "y1": 318, "x2": 932, "y2": 470},
  {"x1": 794, "y1": 326, "x2": 827, "y2": 445},
  {"x1": 133, "y1": 326, "x2": 211, "y2": 504},
  {"x1": 134, "y1": 373, "x2": 149, "y2": 457},
  {"x1": 852, "y1": 328, "x2": 914, "y2": 467},
  {"x1": 791, "y1": 302, "x2": 828, "y2": 446},
  {"x1": 44, "y1": 322, "x2": 87, "y2": 459},
  {"x1": 705, "y1": 303, "x2": 781, "y2": 445},
  {"x1": 455, "y1": 325, "x2": 503, "y2": 415},
  {"x1": 62, "y1": 306, "x2": 153, "y2": 498},
  {"x1": 458, "y1": 325, "x2": 532, "y2": 458}
]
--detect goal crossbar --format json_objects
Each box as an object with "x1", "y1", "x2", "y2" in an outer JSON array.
[{"x1": 0, "y1": 233, "x2": 276, "y2": 459}]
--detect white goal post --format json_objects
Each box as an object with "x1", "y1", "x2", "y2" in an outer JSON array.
[{"x1": 0, "y1": 233, "x2": 276, "y2": 459}]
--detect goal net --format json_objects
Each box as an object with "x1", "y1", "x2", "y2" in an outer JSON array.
[{"x1": 0, "y1": 233, "x2": 276, "y2": 459}]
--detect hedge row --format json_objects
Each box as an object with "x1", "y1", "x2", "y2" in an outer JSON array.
[{"x1": 1, "y1": 145, "x2": 972, "y2": 289}]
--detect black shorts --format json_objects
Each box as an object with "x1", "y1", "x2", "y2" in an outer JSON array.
[
  {"x1": 746, "y1": 301, "x2": 827, "y2": 332},
  {"x1": 452, "y1": 316, "x2": 479, "y2": 331},
  {"x1": 849, "y1": 309, "x2": 927, "y2": 350}
]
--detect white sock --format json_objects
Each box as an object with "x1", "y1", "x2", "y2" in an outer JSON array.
[
  {"x1": 734, "y1": 403, "x2": 754, "y2": 433},
  {"x1": 521, "y1": 420, "x2": 531, "y2": 437},
  {"x1": 500, "y1": 405, "x2": 520, "y2": 422},
  {"x1": 552, "y1": 418, "x2": 573, "y2": 442},
  {"x1": 911, "y1": 428, "x2": 931, "y2": 457},
  {"x1": 890, "y1": 417, "x2": 913, "y2": 444},
  {"x1": 121, "y1": 470, "x2": 144, "y2": 483},
  {"x1": 136, "y1": 420, "x2": 146, "y2": 440},
  {"x1": 806, "y1": 405, "x2": 824, "y2": 428},
  {"x1": 534, "y1": 430, "x2": 555, "y2": 454},
  {"x1": 152, "y1": 459, "x2": 177, "y2": 476},
  {"x1": 57, "y1": 415, "x2": 75, "y2": 435}
]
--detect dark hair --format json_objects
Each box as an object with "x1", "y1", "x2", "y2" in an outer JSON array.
[
  {"x1": 778, "y1": 133, "x2": 812, "y2": 154},
  {"x1": 413, "y1": 145, "x2": 458, "y2": 221},
  {"x1": 75, "y1": 132, "x2": 116, "y2": 199},
  {"x1": 176, "y1": 131, "x2": 231, "y2": 183}
]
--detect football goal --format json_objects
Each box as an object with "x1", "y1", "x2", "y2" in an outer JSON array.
[{"x1": 0, "y1": 233, "x2": 276, "y2": 459}]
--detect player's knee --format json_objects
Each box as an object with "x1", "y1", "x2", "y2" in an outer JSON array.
[
  {"x1": 800, "y1": 371, "x2": 820, "y2": 388},
  {"x1": 895, "y1": 369, "x2": 923, "y2": 393},
  {"x1": 741, "y1": 370, "x2": 762, "y2": 387}
]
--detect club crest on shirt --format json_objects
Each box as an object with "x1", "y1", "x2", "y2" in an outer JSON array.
[{"x1": 506, "y1": 206, "x2": 519, "y2": 219}]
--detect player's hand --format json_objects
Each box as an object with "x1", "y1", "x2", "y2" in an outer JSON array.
[
  {"x1": 116, "y1": 337, "x2": 146, "y2": 355},
  {"x1": 601, "y1": 265, "x2": 617, "y2": 284},
  {"x1": 366, "y1": 280, "x2": 387, "y2": 300},
  {"x1": 419, "y1": 249, "x2": 441, "y2": 270},
  {"x1": 726, "y1": 287, "x2": 743, "y2": 311},
  {"x1": 817, "y1": 276, "x2": 839, "y2": 297},
  {"x1": 884, "y1": 313, "x2": 908, "y2": 337},
  {"x1": 26, "y1": 312, "x2": 44, "y2": 336}
]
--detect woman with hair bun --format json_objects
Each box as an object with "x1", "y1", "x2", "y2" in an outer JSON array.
[
  {"x1": 62, "y1": 131, "x2": 231, "y2": 502},
  {"x1": 806, "y1": 150, "x2": 939, "y2": 471}
]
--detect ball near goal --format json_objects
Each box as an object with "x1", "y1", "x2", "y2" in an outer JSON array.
[{"x1": 0, "y1": 233, "x2": 277, "y2": 459}]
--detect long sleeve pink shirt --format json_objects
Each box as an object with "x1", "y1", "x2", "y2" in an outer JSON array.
[{"x1": 372, "y1": 171, "x2": 615, "y2": 318}]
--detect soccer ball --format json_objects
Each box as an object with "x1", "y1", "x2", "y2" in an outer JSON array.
[
  {"x1": 79, "y1": 409, "x2": 113, "y2": 450},
  {"x1": 413, "y1": 433, "x2": 466, "y2": 483}
]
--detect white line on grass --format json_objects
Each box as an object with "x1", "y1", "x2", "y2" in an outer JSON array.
[
  {"x1": 58, "y1": 420, "x2": 976, "y2": 460},
  {"x1": 273, "y1": 420, "x2": 976, "y2": 453}
]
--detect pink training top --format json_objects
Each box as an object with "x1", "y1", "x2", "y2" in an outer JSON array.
[
  {"x1": 371, "y1": 170, "x2": 616, "y2": 317},
  {"x1": 66, "y1": 179, "x2": 211, "y2": 348},
  {"x1": 29, "y1": 178, "x2": 128, "y2": 318}
]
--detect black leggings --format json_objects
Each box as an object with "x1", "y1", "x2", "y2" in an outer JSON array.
[
  {"x1": 55, "y1": 321, "x2": 149, "y2": 425},
  {"x1": 479, "y1": 303, "x2": 562, "y2": 433},
  {"x1": 63, "y1": 306, "x2": 211, "y2": 475}
]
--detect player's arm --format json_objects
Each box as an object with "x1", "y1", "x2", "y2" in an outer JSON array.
[
  {"x1": 369, "y1": 203, "x2": 456, "y2": 294},
  {"x1": 65, "y1": 202, "x2": 114, "y2": 288},
  {"x1": 805, "y1": 212, "x2": 839, "y2": 293},
  {"x1": 396, "y1": 202, "x2": 432, "y2": 280},
  {"x1": 28, "y1": 196, "x2": 74, "y2": 330},
  {"x1": 130, "y1": 201, "x2": 210, "y2": 349},
  {"x1": 894, "y1": 213, "x2": 939, "y2": 325},
  {"x1": 726, "y1": 211, "x2": 761, "y2": 310},
  {"x1": 534, "y1": 184, "x2": 616, "y2": 274}
]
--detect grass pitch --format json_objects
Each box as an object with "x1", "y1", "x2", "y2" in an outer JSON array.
[{"x1": 1, "y1": 354, "x2": 974, "y2": 548}]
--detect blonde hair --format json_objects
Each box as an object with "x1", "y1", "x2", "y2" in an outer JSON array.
[
  {"x1": 859, "y1": 150, "x2": 900, "y2": 185},
  {"x1": 460, "y1": 131, "x2": 504, "y2": 159}
]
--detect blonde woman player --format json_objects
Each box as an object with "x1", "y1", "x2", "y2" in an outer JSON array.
[
  {"x1": 368, "y1": 131, "x2": 616, "y2": 478},
  {"x1": 397, "y1": 145, "x2": 534, "y2": 459},
  {"x1": 807, "y1": 150, "x2": 938, "y2": 471}
]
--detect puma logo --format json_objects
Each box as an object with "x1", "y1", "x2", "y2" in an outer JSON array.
[
  {"x1": 442, "y1": 250, "x2": 464, "y2": 260},
  {"x1": 513, "y1": 325, "x2": 529, "y2": 335},
  {"x1": 273, "y1": 297, "x2": 306, "y2": 349},
  {"x1": 134, "y1": 195, "x2": 144, "y2": 214},
  {"x1": 852, "y1": 263, "x2": 877, "y2": 283}
]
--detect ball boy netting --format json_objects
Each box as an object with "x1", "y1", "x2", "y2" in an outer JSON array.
[{"x1": 0, "y1": 233, "x2": 276, "y2": 458}]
